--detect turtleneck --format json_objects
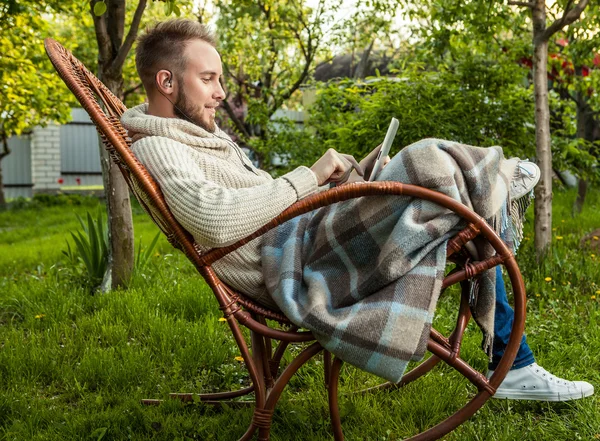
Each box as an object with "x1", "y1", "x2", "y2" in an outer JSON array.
[{"x1": 121, "y1": 103, "x2": 318, "y2": 308}]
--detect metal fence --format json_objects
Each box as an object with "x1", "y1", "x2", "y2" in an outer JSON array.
[
  {"x1": 2, "y1": 135, "x2": 32, "y2": 199},
  {"x1": 1, "y1": 107, "x2": 309, "y2": 199},
  {"x1": 59, "y1": 108, "x2": 103, "y2": 187}
]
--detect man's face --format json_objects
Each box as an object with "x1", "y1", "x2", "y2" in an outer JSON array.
[{"x1": 174, "y1": 39, "x2": 225, "y2": 133}]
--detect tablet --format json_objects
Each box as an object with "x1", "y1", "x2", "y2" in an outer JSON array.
[{"x1": 369, "y1": 117, "x2": 399, "y2": 181}]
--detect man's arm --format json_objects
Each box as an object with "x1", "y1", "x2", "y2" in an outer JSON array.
[{"x1": 133, "y1": 139, "x2": 318, "y2": 248}]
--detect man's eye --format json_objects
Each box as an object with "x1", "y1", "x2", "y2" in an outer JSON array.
[{"x1": 202, "y1": 78, "x2": 211, "y2": 83}]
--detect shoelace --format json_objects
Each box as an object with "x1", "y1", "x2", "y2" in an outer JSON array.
[
  {"x1": 513, "y1": 162, "x2": 535, "y2": 186},
  {"x1": 532, "y1": 366, "x2": 572, "y2": 386}
]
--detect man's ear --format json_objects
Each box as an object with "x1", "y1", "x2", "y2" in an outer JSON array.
[{"x1": 155, "y1": 69, "x2": 174, "y2": 95}]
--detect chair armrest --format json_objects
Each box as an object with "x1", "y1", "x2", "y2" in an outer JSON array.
[{"x1": 199, "y1": 180, "x2": 484, "y2": 266}]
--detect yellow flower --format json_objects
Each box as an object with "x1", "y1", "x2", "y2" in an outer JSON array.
[
  {"x1": 555, "y1": 236, "x2": 563, "y2": 240},
  {"x1": 544, "y1": 277, "x2": 552, "y2": 282},
  {"x1": 561, "y1": 220, "x2": 565, "y2": 223},
  {"x1": 592, "y1": 254, "x2": 596, "y2": 258},
  {"x1": 592, "y1": 296, "x2": 597, "y2": 300},
  {"x1": 552, "y1": 288, "x2": 556, "y2": 292},
  {"x1": 34, "y1": 314, "x2": 45, "y2": 319},
  {"x1": 593, "y1": 236, "x2": 599, "y2": 241},
  {"x1": 596, "y1": 290, "x2": 600, "y2": 295},
  {"x1": 218, "y1": 317, "x2": 227, "y2": 322},
  {"x1": 535, "y1": 293, "x2": 541, "y2": 297},
  {"x1": 234, "y1": 356, "x2": 244, "y2": 362},
  {"x1": 552, "y1": 228, "x2": 557, "y2": 231}
]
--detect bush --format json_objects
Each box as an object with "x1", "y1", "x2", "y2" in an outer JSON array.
[
  {"x1": 7, "y1": 193, "x2": 99, "y2": 211},
  {"x1": 63, "y1": 211, "x2": 109, "y2": 289}
]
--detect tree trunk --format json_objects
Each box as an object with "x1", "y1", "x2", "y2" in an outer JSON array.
[
  {"x1": 532, "y1": 0, "x2": 552, "y2": 258},
  {"x1": 572, "y1": 96, "x2": 596, "y2": 214},
  {"x1": 97, "y1": 73, "x2": 134, "y2": 290},
  {"x1": 0, "y1": 133, "x2": 10, "y2": 209},
  {"x1": 0, "y1": 162, "x2": 6, "y2": 209},
  {"x1": 573, "y1": 179, "x2": 588, "y2": 215},
  {"x1": 353, "y1": 40, "x2": 375, "y2": 79},
  {"x1": 90, "y1": 0, "x2": 147, "y2": 290}
]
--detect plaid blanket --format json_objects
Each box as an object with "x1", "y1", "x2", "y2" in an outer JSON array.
[{"x1": 262, "y1": 139, "x2": 520, "y2": 382}]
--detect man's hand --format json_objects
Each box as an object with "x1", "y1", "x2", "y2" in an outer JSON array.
[
  {"x1": 346, "y1": 144, "x2": 391, "y2": 183},
  {"x1": 310, "y1": 149, "x2": 363, "y2": 186}
]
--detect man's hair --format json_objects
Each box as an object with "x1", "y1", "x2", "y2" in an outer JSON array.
[{"x1": 135, "y1": 19, "x2": 217, "y2": 95}]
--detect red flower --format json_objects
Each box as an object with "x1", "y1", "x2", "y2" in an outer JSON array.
[
  {"x1": 75, "y1": 177, "x2": 81, "y2": 185},
  {"x1": 582, "y1": 66, "x2": 590, "y2": 77},
  {"x1": 57, "y1": 178, "x2": 64, "y2": 184}
]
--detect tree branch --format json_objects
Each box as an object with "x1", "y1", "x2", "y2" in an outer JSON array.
[
  {"x1": 274, "y1": 48, "x2": 314, "y2": 113},
  {"x1": 542, "y1": 0, "x2": 590, "y2": 41},
  {"x1": 112, "y1": 0, "x2": 147, "y2": 71},
  {"x1": 122, "y1": 82, "x2": 144, "y2": 101},
  {"x1": 0, "y1": 131, "x2": 11, "y2": 160},
  {"x1": 90, "y1": 0, "x2": 111, "y2": 63},
  {"x1": 221, "y1": 98, "x2": 252, "y2": 140},
  {"x1": 507, "y1": 1, "x2": 534, "y2": 7}
]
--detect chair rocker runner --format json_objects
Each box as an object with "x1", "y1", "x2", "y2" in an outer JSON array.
[{"x1": 45, "y1": 37, "x2": 527, "y2": 441}]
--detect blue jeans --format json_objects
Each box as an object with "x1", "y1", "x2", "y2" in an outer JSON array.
[{"x1": 489, "y1": 265, "x2": 535, "y2": 370}]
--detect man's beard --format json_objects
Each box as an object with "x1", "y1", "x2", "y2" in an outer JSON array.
[{"x1": 173, "y1": 81, "x2": 216, "y2": 133}]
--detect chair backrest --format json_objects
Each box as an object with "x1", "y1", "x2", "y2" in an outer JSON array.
[
  {"x1": 44, "y1": 38, "x2": 293, "y2": 322},
  {"x1": 43, "y1": 37, "x2": 206, "y2": 269}
]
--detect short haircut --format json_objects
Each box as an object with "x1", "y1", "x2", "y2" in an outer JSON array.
[{"x1": 135, "y1": 19, "x2": 217, "y2": 95}]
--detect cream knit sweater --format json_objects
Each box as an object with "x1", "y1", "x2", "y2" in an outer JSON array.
[{"x1": 121, "y1": 104, "x2": 319, "y2": 307}]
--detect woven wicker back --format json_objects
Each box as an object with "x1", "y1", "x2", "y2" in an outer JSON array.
[{"x1": 44, "y1": 38, "x2": 204, "y2": 267}]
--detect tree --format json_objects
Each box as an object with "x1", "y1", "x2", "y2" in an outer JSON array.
[
  {"x1": 85, "y1": 0, "x2": 185, "y2": 289},
  {"x1": 508, "y1": 0, "x2": 590, "y2": 257},
  {"x1": 545, "y1": 6, "x2": 600, "y2": 214},
  {"x1": 301, "y1": 68, "x2": 534, "y2": 169},
  {"x1": 84, "y1": 0, "x2": 146, "y2": 290},
  {"x1": 212, "y1": 0, "x2": 401, "y2": 170},
  {"x1": 400, "y1": 0, "x2": 594, "y2": 256},
  {"x1": 0, "y1": 4, "x2": 73, "y2": 208}
]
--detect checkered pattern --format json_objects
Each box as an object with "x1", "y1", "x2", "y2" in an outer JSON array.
[{"x1": 262, "y1": 139, "x2": 522, "y2": 382}]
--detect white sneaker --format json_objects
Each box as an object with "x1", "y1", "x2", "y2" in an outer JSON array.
[
  {"x1": 510, "y1": 161, "x2": 540, "y2": 200},
  {"x1": 486, "y1": 363, "x2": 594, "y2": 401}
]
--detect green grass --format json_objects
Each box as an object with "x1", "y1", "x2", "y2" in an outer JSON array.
[{"x1": 0, "y1": 190, "x2": 599, "y2": 440}]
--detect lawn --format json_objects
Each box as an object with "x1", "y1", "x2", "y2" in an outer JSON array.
[{"x1": 0, "y1": 189, "x2": 599, "y2": 440}]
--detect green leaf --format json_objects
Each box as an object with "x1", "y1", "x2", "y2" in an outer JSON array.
[
  {"x1": 90, "y1": 427, "x2": 107, "y2": 441},
  {"x1": 71, "y1": 232, "x2": 92, "y2": 274},
  {"x1": 173, "y1": 3, "x2": 181, "y2": 16},
  {"x1": 93, "y1": 1, "x2": 107, "y2": 16},
  {"x1": 164, "y1": 1, "x2": 173, "y2": 16},
  {"x1": 63, "y1": 211, "x2": 108, "y2": 287}
]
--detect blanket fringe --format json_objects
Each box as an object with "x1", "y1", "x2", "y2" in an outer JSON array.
[
  {"x1": 508, "y1": 190, "x2": 534, "y2": 253},
  {"x1": 483, "y1": 189, "x2": 533, "y2": 362},
  {"x1": 483, "y1": 333, "x2": 494, "y2": 361}
]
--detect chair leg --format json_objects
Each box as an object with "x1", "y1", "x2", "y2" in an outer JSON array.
[
  {"x1": 251, "y1": 342, "x2": 324, "y2": 441},
  {"x1": 324, "y1": 350, "x2": 332, "y2": 386},
  {"x1": 328, "y1": 357, "x2": 345, "y2": 441}
]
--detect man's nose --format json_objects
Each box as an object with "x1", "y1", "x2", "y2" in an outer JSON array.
[{"x1": 214, "y1": 79, "x2": 226, "y2": 100}]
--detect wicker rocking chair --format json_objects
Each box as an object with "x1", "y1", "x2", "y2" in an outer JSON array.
[{"x1": 45, "y1": 37, "x2": 527, "y2": 441}]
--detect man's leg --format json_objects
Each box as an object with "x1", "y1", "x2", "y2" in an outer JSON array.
[
  {"x1": 487, "y1": 266, "x2": 594, "y2": 401},
  {"x1": 489, "y1": 265, "x2": 534, "y2": 370}
]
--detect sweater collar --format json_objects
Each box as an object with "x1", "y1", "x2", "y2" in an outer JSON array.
[{"x1": 121, "y1": 103, "x2": 232, "y2": 149}]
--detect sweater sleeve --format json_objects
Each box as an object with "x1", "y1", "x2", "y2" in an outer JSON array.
[{"x1": 132, "y1": 138, "x2": 318, "y2": 248}]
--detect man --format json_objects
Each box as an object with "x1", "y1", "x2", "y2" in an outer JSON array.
[{"x1": 121, "y1": 19, "x2": 593, "y2": 401}]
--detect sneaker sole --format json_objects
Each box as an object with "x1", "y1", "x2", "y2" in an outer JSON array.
[{"x1": 492, "y1": 388, "x2": 594, "y2": 402}]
